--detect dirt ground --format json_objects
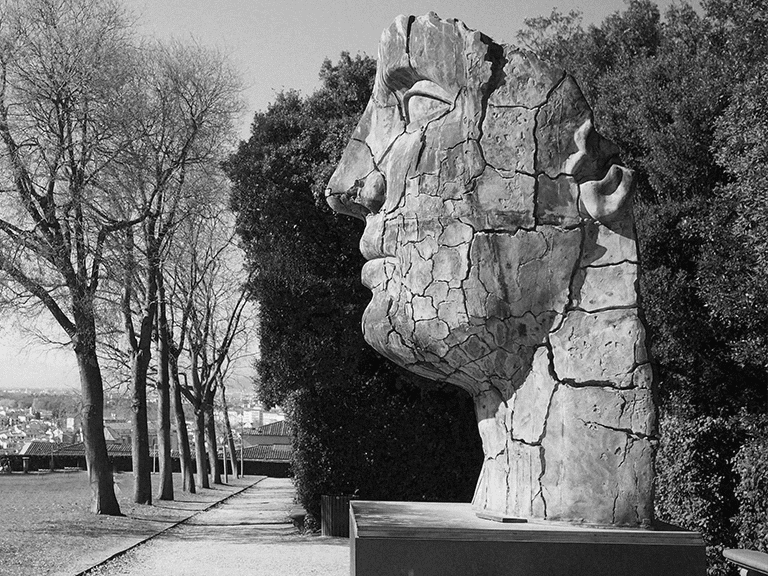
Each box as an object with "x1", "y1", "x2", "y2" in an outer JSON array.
[{"x1": 0, "y1": 470, "x2": 258, "y2": 576}]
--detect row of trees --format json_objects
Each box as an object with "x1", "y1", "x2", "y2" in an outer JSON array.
[{"x1": 0, "y1": 0, "x2": 251, "y2": 514}]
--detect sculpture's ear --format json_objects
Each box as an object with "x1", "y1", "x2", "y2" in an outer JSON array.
[
  {"x1": 566, "y1": 118, "x2": 634, "y2": 223},
  {"x1": 579, "y1": 164, "x2": 634, "y2": 223}
]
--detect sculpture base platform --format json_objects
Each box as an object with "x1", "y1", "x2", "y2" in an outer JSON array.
[{"x1": 350, "y1": 501, "x2": 706, "y2": 576}]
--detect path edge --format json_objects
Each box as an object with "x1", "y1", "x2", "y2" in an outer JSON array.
[{"x1": 72, "y1": 477, "x2": 267, "y2": 576}]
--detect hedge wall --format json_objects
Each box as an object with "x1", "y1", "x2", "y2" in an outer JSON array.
[{"x1": 656, "y1": 414, "x2": 768, "y2": 576}]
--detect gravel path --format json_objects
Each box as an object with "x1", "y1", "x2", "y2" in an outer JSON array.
[{"x1": 83, "y1": 478, "x2": 349, "y2": 576}]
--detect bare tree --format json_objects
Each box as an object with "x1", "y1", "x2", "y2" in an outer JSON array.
[
  {"x1": 166, "y1": 273, "x2": 196, "y2": 493},
  {"x1": 0, "y1": 0, "x2": 143, "y2": 515},
  {"x1": 108, "y1": 40, "x2": 242, "y2": 503},
  {"x1": 168, "y1": 206, "x2": 252, "y2": 488},
  {"x1": 219, "y1": 374, "x2": 239, "y2": 478}
]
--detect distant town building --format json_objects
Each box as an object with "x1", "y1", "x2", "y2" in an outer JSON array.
[
  {"x1": 242, "y1": 420, "x2": 291, "y2": 448},
  {"x1": 103, "y1": 421, "x2": 133, "y2": 444},
  {"x1": 241, "y1": 406, "x2": 285, "y2": 429}
]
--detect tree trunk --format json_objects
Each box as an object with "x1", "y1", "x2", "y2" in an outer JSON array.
[
  {"x1": 124, "y1": 226, "x2": 155, "y2": 505},
  {"x1": 130, "y1": 347, "x2": 152, "y2": 505},
  {"x1": 171, "y1": 363, "x2": 195, "y2": 493},
  {"x1": 155, "y1": 281, "x2": 173, "y2": 501},
  {"x1": 75, "y1": 342, "x2": 121, "y2": 515},
  {"x1": 220, "y1": 382, "x2": 239, "y2": 478},
  {"x1": 205, "y1": 403, "x2": 221, "y2": 484},
  {"x1": 194, "y1": 408, "x2": 209, "y2": 489}
]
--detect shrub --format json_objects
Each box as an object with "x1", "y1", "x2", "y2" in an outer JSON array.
[
  {"x1": 733, "y1": 421, "x2": 768, "y2": 553},
  {"x1": 655, "y1": 415, "x2": 747, "y2": 576},
  {"x1": 288, "y1": 372, "x2": 483, "y2": 524}
]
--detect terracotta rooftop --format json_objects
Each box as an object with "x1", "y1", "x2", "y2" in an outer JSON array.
[
  {"x1": 242, "y1": 420, "x2": 291, "y2": 437},
  {"x1": 241, "y1": 444, "x2": 291, "y2": 462},
  {"x1": 20, "y1": 440, "x2": 132, "y2": 457},
  {"x1": 57, "y1": 441, "x2": 132, "y2": 457},
  {"x1": 19, "y1": 441, "x2": 60, "y2": 457}
]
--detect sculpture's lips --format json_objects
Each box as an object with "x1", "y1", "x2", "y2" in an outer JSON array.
[
  {"x1": 359, "y1": 212, "x2": 386, "y2": 260},
  {"x1": 361, "y1": 256, "x2": 395, "y2": 290}
]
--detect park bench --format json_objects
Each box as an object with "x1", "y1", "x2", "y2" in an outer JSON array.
[{"x1": 724, "y1": 549, "x2": 768, "y2": 576}]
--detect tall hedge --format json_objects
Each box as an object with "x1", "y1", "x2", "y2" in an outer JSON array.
[
  {"x1": 733, "y1": 431, "x2": 768, "y2": 554},
  {"x1": 656, "y1": 415, "x2": 768, "y2": 575},
  {"x1": 289, "y1": 373, "x2": 482, "y2": 522}
]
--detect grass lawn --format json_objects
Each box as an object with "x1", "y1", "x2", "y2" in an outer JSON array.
[{"x1": 0, "y1": 470, "x2": 258, "y2": 576}]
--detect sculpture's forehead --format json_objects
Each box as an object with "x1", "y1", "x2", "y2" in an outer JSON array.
[
  {"x1": 374, "y1": 13, "x2": 561, "y2": 110},
  {"x1": 376, "y1": 13, "x2": 491, "y2": 95}
]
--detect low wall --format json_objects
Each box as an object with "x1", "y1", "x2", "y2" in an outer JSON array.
[{"x1": 4, "y1": 454, "x2": 290, "y2": 477}]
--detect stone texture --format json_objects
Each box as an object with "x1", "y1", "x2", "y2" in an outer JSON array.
[
  {"x1": 536, "y1": 174, "x2": 581, "y2": 227},
  {"x1": 488, "y1": 47, "x2": 564, "y2": 109},
  {"x1": 570, "y1": 262, "x2": 638, "y2": 312},
  {"x1": 581, "y1": 218, "x2": 638, "y2": 266},
  {"x1": 467, "y1": 168, "x2": 536, "y2": 232},
  {"x1": 481, "y1": 106, "x2": 536, "y2": 173},
  {"x1": 535, "y1": 76, "x2": 592, "y2": 177},
  {"x1": 550, "y1": 309, "x2": 648, "y2": 388},
  {"x1": 511, "y1": 347, "x2": 557, "y2": 444},
  {"x1": 326, "y1": 13, "x2": 656, "y2": 528},
  {"x1": 541, "y1": 385, "x2": 656, "y2": 526}
]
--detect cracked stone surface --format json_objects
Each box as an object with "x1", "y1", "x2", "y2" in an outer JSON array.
[{"x1": 326, "y1": 13, "x2": 657, "y2": 528}]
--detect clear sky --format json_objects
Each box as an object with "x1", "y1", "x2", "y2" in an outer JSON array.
[
  {"x1": 124, "y1": 0, "x2": 687, "y2": 137},
  {"x1": 0, "y1": 0, "x2": 687, "y2": 390}
]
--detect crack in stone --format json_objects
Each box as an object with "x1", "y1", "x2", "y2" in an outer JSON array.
[
  {"x1": 583, "y1": 258, "x2": 639, "y2": 269},
  {"x1": 544, "y1": 336, "x2": 562, "y2": 383},
  {"x1": 571, "y1": 303, "x2": 640, "y2": 314},
  {"x1": 578, "y1": 419, "x2": 658, "y2": 442},
  {"x1": 618, "y1": 436, "x2": 631, "y2": 469},
  {"x1": 474, "y1": 223, "x2": 537, "y2": 234},
  {"x1": 489, "y1": 103, "x2": 541, "y2": 111},
  {"x1": 369, "y1": 131, "x2": 407, "y2": 175},
  {"x1": 531, "y1": 168, "x2": 541, "y2": 229},
  {"x1": 535, "y1": 353, "x2": 559, "y2": 520},
  {"x1": 404, "y1": 15, "x2": 414, "y2": 61},
  {"x1": 538, "y1": 444, "x2": 548, "y2": 519},
  {"x1": 473, "y1": 37, "x2": 503, "y2": 158},
  {"x1": 559, "y1": 377, "x2": 629, "y2": 389},
  {"x1": 510, "y1": 436, "x2": 542, "y2": 448},
  {"x1": 413, "y1": 131, "x2": 428, "y2": 175},
  {"x1": 561, "y1": 223, "x2": 588, "y2": 317}
]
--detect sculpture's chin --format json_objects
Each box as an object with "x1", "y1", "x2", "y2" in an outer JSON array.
[
  {"x1": 361, "y1": 290, "x2": 397, "y2": 358},
  {"x1": 361, "y1": 290, "x2": 430, "y2": 374}
]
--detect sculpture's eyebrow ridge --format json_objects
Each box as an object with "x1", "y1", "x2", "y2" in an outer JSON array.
[{"x1": 383, "y1": 65, "x2": 423, "y2": 92}]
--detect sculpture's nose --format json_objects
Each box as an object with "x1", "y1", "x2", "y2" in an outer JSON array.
[{"x1": 326, "y1": 138, "x2": 384, "y2": 221}]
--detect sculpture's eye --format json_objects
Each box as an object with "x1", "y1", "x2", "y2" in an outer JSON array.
[{"x1": 403, "y1": 81, "x2": 453, "y2": 131}]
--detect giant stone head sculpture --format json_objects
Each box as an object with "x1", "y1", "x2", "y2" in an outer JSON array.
[{"x1": 326, "y1": 13, "x2": 656, "y2": 528}]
